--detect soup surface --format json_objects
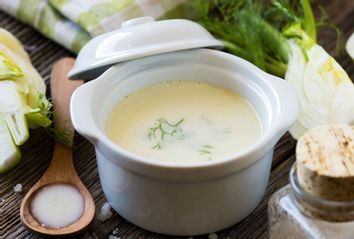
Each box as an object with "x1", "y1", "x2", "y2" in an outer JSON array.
[{"x1": 105, "y1": 81, "x2": 261, "y2": 163}]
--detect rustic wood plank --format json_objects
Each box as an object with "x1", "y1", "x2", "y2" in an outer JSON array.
[{"x1": 0, "y1": 0, "x2": 353, "y2": 238}]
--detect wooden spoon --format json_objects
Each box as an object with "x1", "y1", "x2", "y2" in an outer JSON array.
[{"x1": 20, "y1": 58, "x2": 95, "y2": 236}]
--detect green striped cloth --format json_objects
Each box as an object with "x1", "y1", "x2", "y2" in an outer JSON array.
[{"x1": 0, "y1": 0, "x2": 185, "y2": 53}]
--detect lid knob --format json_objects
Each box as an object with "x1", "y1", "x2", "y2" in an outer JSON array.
[{"x1": 121, "y1": 16, "x2": 155, "y2": 28}]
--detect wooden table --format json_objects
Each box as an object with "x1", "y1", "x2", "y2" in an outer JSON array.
[{"x1": 1, "y1": 1, "x2": 353, "y2": 238}]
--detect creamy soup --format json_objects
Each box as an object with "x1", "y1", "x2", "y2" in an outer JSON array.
[{"x1": 105, "y1": 81, "x2": 261, "y2": 163}]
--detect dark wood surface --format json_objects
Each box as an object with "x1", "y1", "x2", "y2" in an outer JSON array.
[{"x1": 1, "y1": 1, "x2": 353, "y2": 238}]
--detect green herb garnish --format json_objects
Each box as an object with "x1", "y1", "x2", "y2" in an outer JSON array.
[
  {"x1": 198, "y1": 145, "x2": 213, "y2": 155},
  {"x1": 45, "y1": 119, "x2": 72, "y2": 146},
  {"x1": 148, "y1": 118, "x2": 185, "y2": 149}
]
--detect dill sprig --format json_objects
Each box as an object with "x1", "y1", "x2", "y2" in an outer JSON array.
[
  {"x1": 189, "y1": 0, "x2": 338, "y2": 77},
  {"x1": 45, "y1": 119, "x2": 72, "y2": 146},
  {"x1": 31, "y1": 93, "x2": 72, "y2": 146},
  {"x1": 198, "y1": 145, "x2": 213, "y2": 155},
  {"x1": 147, "y1": 118, "x2": 185, "y2": 150}
]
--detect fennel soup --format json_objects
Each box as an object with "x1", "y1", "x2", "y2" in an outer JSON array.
[{"x1": 105, "y1": 81, "x2": 261, "y2": 163}]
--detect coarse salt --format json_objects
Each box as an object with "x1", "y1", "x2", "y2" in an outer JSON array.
[
  {"x1": 112, "y1": 228, "x2": 119, "y2": 235},
  {"x1": 30, "y1": 184, "x2": 84, "y2": 228},
  {"x1": 108, "y1": 236, "x2": 120, "y2": 239},
  {"x1": 13, "y1": 183, "x2": 22, "y2": 192},
  {"x1": 208, "y1": 232, "x2": 218, "y2": 239},
  {"x1": 97, "y1": 202, "x2": 113, "y2": 221}
]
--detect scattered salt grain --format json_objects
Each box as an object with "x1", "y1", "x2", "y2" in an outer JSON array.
[
  {"x1": 108, "y1": 236, "x2": 120, "y2": 239},
  {"x1": 97, "y1": 202, "x2": 113, "y2": 221},
  {"x1": 208, "y1": 232, "x2": 218, "y2": 239},
  {"x1": 13, "y1": 183, "x2": 22, "y2": 193},
  {"x1": 112, "y1": 228, "x2": 119, "y2": 235}
]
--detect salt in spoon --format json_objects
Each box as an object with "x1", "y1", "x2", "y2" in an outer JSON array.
[{"x1": 20, "y1": 58, "x2": 95, "y2": 236}]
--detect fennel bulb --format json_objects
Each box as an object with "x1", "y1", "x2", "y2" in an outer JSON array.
[
  {"x1": 0, "y1": 28, "x2": 51, "y2": 173},
  {"x1": 286, "y1": 41, "x2": 354, "y2": 139},
  {"x1": 0, "y1": 81, "x2": 28, "y2": 145},
  {"x1": 0, "y1": 119, "x2": 21, "y2": 173}
]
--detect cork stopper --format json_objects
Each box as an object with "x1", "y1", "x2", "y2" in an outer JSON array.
[{"x1": 296, "y1": 124, "x2": 354, "y2": 201}]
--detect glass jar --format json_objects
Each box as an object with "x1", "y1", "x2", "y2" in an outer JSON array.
[{"x1": 268, "y1": 163, "x2": 354, "y2": 239}]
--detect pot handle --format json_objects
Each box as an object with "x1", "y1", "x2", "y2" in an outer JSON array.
[
  {"x1": 265, "y1": 73, "x2": 299, "y2": 139},
  {"x1": 70, "y1": 80, "x2": 99, "y2": 143}
]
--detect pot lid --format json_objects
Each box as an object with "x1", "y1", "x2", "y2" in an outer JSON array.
[{"x1": 68, "y1": 16, "x2": 223, "y2": 80}]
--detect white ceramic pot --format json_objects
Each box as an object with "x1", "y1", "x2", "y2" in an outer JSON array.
[{"x1": 70, "y1": 48, "x2": 298, "y2": 236}]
